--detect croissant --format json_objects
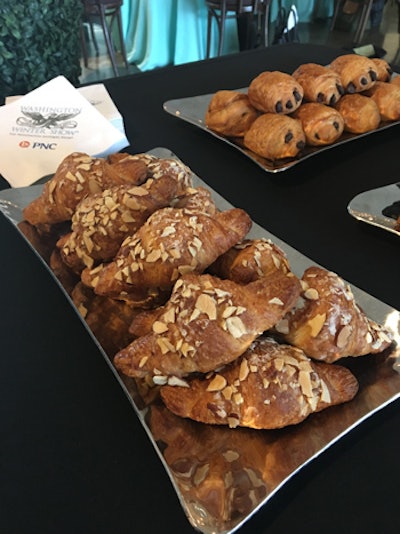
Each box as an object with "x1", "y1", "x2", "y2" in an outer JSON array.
[
  {"x1": 160, "y1": 336, "x2": 359, "y2": 429},
  {"x1": 275, "y1": 266, "x2": 393, "y2": 363},
  {"x1": 113, "y1": 270, "x2": 301, "y2": 381},
  {"x1": 22, "y1": 152, "x2": 146, "y2": 226},
  {"x1": 205, "y1": 90, "x2": 259, "y2": 137},
  {"x1": 58, "y1": 175, "x2": 180, "y2": 271},
  {"x1": 329, "y1": 54, "x2": 378, "y2": 93},
  {"x1": 391, "y1": 76, "x2": 400, "y2": 88},
  {"x1": 209, "y1": 238, "x2": 291, "y2": 284},
  {"x1": 248, "y1": 71, "x2": 304, "y2": 114},
  {"x1": 88, "y1": 207, "x2": 252, "y2": 303},
  {"x1": 292, "y1": 63, "x2": 344, "y2": 105},
  {"x1": 146, "y1": 157, "x2": 193, "y2": 196}
]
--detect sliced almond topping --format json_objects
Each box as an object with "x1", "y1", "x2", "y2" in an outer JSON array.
[
  {"x1": 152, "y1": 321, "x2": 169, "y2": 334},
  {"x1": 304, "y1": 288, "x2": 319, "y2": 300},
  {"x1": 307, "y1": 313, "x2": 326, "y2": 337},
  {"x1": 268, "y1": 297, "x2": 284, "y2": 306},
  {"x1": 146, "y1": 249, "x2": 162, "y2": 263},
  {"x1": 239, "y1": 358, "x2": 249, "y2": 381},
  {"x1": 336, "y1": 324, "x2": 352, "y2": 348},
  {"x1": 195, "y1": 293, "x2": 217, "y2": 320},
  {"x1": 139, "y1": 355, "x2": 149, "y2": 368},
  {"x1": 207, "y1": 374, "x2": 227, "y2": 392},
  {"x1": 167, "y1": 376, "x2": 190, "y2": 387},
  {"x1": 320, "y1": 379, "x2": 331, "y2": 403},
  {"x1": 299, "y1": 369, "x2": 313, "y2": 398},
  {"x1": 152, "y1": 375, "x2": 168, "y2": 386},
  {"x1": 225, "y1": 316, "x2": 247, "y2": 338}
]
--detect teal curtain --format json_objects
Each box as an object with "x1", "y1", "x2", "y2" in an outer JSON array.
[{"x1": 120, "y1": 0, "x2": 334, "y2": 71}]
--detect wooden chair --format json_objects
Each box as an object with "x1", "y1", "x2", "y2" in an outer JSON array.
[
  {"x1": 330, "y1": 0, "x2": 374, "y2": 44},
  {"x1": 80, "y1": 0, "x2": 129, "y2": 76},
  {"x1": 205, "y1": 0, "x2": 272, "y2": 58}
]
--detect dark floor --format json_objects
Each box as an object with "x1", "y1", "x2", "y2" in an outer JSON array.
[{"x1": 79, "y1": 2, "x2": 400, "y2": 85}]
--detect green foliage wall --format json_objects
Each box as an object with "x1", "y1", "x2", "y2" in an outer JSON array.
[{"x1": 0, "y1": 0, "x2": 83, "y2": 102}]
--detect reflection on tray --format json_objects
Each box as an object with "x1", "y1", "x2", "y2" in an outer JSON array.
[
  {"x1": 348, "y1": 182, "x2": 400, "y2": 236},
  {"x1": 163, "y1": 93, "x2": 400, "y2": 173},
  {"x1": 0, "y1": 148, "x2": 399, "y2": 534}
]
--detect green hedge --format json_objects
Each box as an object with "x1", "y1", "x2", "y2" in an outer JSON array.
[{"x1": 0, "y1": 0, "x2": 83, "y2": 102}]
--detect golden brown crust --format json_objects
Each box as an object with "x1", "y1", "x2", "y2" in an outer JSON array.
[
  {"x1": 371, "y1": 58, "x2": 393, "y2": 82},
  {"x1": 363, "y1": 81, "x2": 400, "y2": 121},
  {"x1": 87, "y1": 207, "x2": 252, "y2": 303},
  {"x1": 22, "y1": 152, "x2": 131, "y2": 226},
  {"x1": 209, "y1": 238, "x2": 291, "y2": 284},
  {"x1": 292, "y1": 63, "x2": 344, "y2": 105},
  {"x1": 160, "y1": 336, "x2": 359, "y2": 429},
  {"x1": 292, "y1": 102, "x2": 344, "y2": 146},
  {"x1": 243, "y1": 113, "x2": 305, "y2": 160},
  {"x1": 113, "y1": 271, "x2": 301, "y2": 380},
  {"x1": 248, "y1": 71, "x2": 304, "y2": 114},
  {"x1": 276, "y1": 266, "x2": 393, "y2": 363},
  {"x1": 329, "y1": 54, "x2": 378, "y2": 93},
  {"x1": 205, "y1": 90, "x2": 259, "y2": 137},
  {"x1": 334, "y1": 94, "x2": 381, "y2": 133},
  {"x1": 390, "y1": 75, "x2": 400, "y2": 88},
  {"x1": 58, "y1": 175, "x2": 179, "y2": 272}
]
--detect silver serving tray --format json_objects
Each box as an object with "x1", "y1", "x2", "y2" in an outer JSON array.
[
  {"x1": 348, "y1": 182, "x2": 400, "y2": 236},
  {"x1": 163, "y1": 91, "x2": 400, "y2": 173},
  {"x1": 0, "y1": 147, "x2": 399, "y2": 534}
]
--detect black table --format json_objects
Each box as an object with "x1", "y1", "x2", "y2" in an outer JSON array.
[{"x1": 1, "y1": 43, "x2": 399, "y2": 534}]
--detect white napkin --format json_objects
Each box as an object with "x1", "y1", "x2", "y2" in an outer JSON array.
[{"x1": 0, "y1": 76, "x2": 129, "y2": 187}]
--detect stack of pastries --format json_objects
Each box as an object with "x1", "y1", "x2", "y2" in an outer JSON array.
[
  {"x1": 205, "y1": 54, "x2": 400, "y2": 161},
  {"x1": 21, "y1": 150, "x2": 393, "y2": 431}
]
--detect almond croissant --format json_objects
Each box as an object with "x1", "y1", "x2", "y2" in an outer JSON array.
[
  {"x1": 275, "y1": 266, "x2": 393, "y2": 363},
  {"x1": 58, "y1": 175, "x2": 180, "y2": 271},
  {"x1": 160, "y1": 336, "x2": 359, "y2": 430},
  {"x1": 87, "y1": 207, "x2": 252, "y2": 304},
  {"x1": 23, "y1": 152, "x2": 148, "y2": 226},
  {"x1": 113, "y1": 270, "x2": 301, "y2": 381}
]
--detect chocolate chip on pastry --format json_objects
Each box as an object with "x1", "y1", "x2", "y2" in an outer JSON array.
[
  {"x1": 159, "y1": 336, "x2": 359, "y2": 430},
  {"x1": 330, "y1": 54, "x2": 378, "y2": 93},
  {"x1": 292, "y1": 63, "x2": 344, "y2": 105},
  {"x1": 205, "y1": 90, "x2": 259, "y2": 137},
  {"x1": 371, "y1": 58, "x2": 393, "y2": 82},
  {"x1": 248, "y1": 71, "x2": 304, "y2": 114},
  {"x1": 334, "y1": 94, "x2": 381, "y2": 133},
  {"x1": 292, "y1": 102, "x2": 344, "y2": 146},
  {"x1": 363, "y1": 81, "x2": 400, "y2": 121},
  {"x1": 243, "y1": 113, "x2": 306, "y2": 161}
]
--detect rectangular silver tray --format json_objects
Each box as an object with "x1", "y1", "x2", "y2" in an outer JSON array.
[
  {"x1": 348, "y1": 182, "x2": 400, "y2": 236},
  {"x1": 163, "y1": 92, "x2": 400, "y2": 173},
  {"x1": 1, "y1": 147, "x2": 399, "y2": 534}
]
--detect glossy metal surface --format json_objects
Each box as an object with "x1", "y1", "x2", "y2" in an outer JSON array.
[
  {"x1": 348, "y1": 182, "x2": 400, "y2": 237},
  {"x1": 163, "y1": 94, "x2": 400, "y2": 173},
  {"x1": 0, "y1": 148, "x2": 399, "y2": 534}
]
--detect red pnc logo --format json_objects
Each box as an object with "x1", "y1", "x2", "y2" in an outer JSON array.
[{"x1": 19, "y1": 141, "x2": 30, "y2": 148}]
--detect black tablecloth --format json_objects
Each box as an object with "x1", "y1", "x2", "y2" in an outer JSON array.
[{"x1": 1, "y1": 43, "x2": 399, "y2": 533}]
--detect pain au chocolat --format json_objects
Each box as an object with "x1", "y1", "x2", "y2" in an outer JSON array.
[
  {"x1": 330, "y1": 54, "x2": 378, "y2": 93},
  {"x1": 292, "y1": 62, "x2": 344, "y2": 105},
  {"x1": 243, "y1": 113, "x2": 305, "y2": 160},
  {"x1": 292, "y1": 102, "x2": 344, "y2": 146},
  {"x1": 248, "y1": 71, "x2": 304, "y2": 114}
]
